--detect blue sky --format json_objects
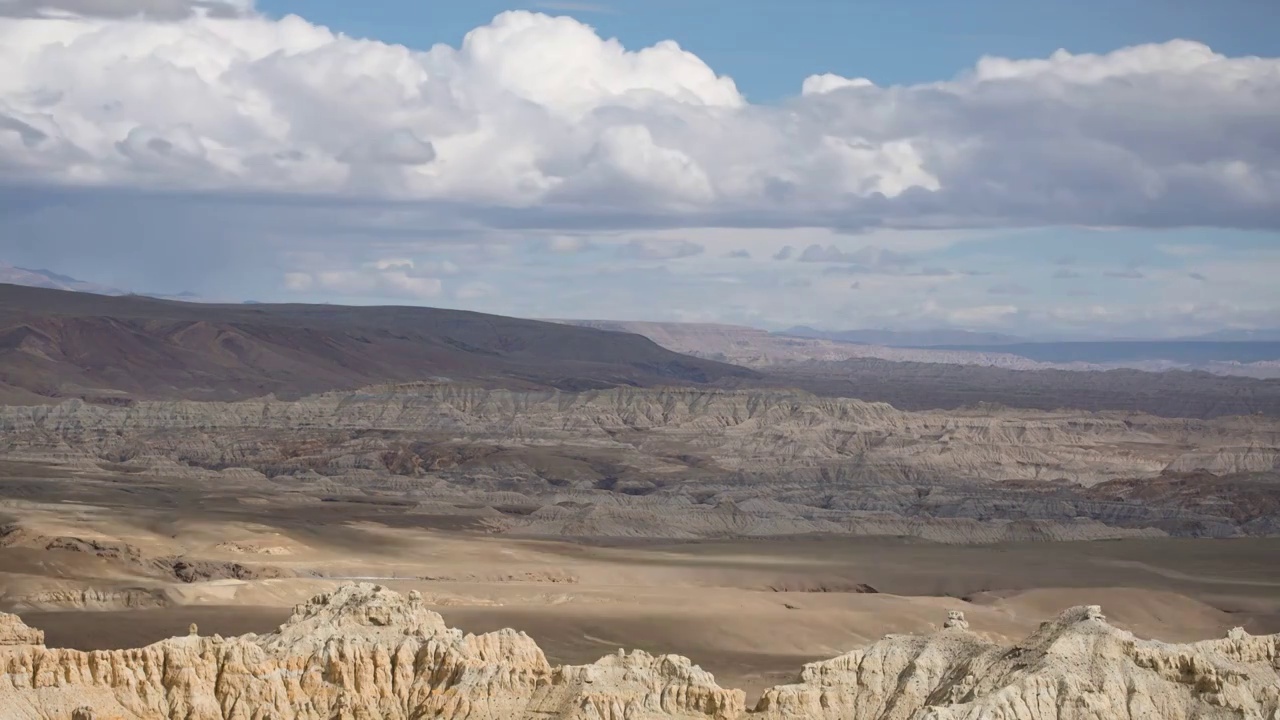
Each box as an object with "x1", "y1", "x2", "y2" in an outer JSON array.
[
  {"x1": 0, "y1": 0, "x2": 1277, "y2": 337},
  {"x1": 258, "y1": 0, "x2": 1280, "y2": 101}
]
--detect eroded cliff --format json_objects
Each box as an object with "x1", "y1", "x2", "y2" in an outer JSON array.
[
  {"x1": 2, "y1": 385, "x2": 1278, "y2": 540},
  {"x1": 1, "y1": 585, "x2": 1277, "y2": 720}
]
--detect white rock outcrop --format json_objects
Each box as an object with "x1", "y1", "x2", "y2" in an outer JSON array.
[
  {"x1": 755, "y1": 606, "x2": 1280, "y2": 720},
  {"x1": 0, "y1": 585, "x2": 1277, "y2": 720},
  {"x1": 0, "y1": 583, "x2": 743, "y2": 720}
]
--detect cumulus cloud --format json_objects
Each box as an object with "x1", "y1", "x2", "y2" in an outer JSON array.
[
  {"x1": 724, "y1": 249, "x2": 750, "y2": 259},
  {"x1": 797, "y1": 244, "x2": 914, "y2": 272},
  {"x1": 1189, "y1": 271, "x2": 1209, "y2": 281},
  {"x1": 0, "y1": 11, "x2": 1276, "y2": 228},
  {"x1": 800, "y1": 73, "x2": 874, "y2": 96},
  {"x1": 338, "y1": 129, "x2": 437, "y2": 166},
  {"x1": 0, "y1": 0, "x2": 251, "y2": 19},
  {"x1": 284, "y1": 258, "x2": 446, "y2": 299},
  {"x1": 773, "y1": 246, "x2": 794, "y2": 261}
]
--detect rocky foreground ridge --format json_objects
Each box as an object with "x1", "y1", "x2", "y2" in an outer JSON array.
[{"x1": 1, "y1": 584, "x2": 1277, "y2": 720}]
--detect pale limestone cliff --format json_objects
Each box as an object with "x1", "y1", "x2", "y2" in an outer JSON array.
[
  {"x1": 0, "y1": 583, "x2": 743, "y2": 720},
  {"x1": 0, "y1": 613, "x2": 42, "y2": 647},
  {"x1": 1, "y1": 585, "x2": 1277, "y2": 720},
  {"x1": 755, "y1": 605, "x2": 1280, "y2": 720}
]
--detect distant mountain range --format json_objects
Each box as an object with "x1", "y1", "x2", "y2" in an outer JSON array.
[
  {"x1": 0, "y1": 264, "x2": 207, "y2": 303},
  {"x1": 4, "y1": 263, "x2": 1277, "y2": 348},
  {"x1": 782, "y1": 326, "x2": 1028, "y2": 347},
  {"x1": 783, "y1": 325, "x2": 1280, "y2": 346},
  {"x1": 0, "y1": 284, "x2": 757, "y2": 403},
  {"x1": 781, "y1": 324, "x2": 1280, "y2": 365},
  {"x1": 0, "y1": 264, "x2": 126, "y2": 295},
  {"x1": 1178, "y1": 329, "x2": 1280, "y2": 342}
]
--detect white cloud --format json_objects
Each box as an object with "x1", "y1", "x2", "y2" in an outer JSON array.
[
  {"x1": 1, "y1": 7, "x2": 1278, "y2": 336},
  {"x1": 283, "y1": 257, "x2": 446, "y2": 299},
  {"x1": 800, "y1": 73, "x2": 873, "y2": 96},
  {"x1": 796, "y1": 244, "x2": 913, "y2": 268},
  {"x1": 338, "y1": 129, "x2": 436, "y2": 166},
  {"x1": 0, "y1": 0, "x2": 252, "y2": 19},
  {"x1": 0, "y1": 11, "x2": 1276, "y2": 228}
]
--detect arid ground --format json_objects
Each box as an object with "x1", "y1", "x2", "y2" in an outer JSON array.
[
  {"x1": 5, "y1": 459, "x2": 1278, "y2": 702},
  {"x1": 2, "y1": 288, "x2": 1278, "y2": 713}
]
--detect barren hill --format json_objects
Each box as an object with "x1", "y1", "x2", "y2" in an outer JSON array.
[{"x1": 0, "y1": 285, "x2": 757, "y2": 403}]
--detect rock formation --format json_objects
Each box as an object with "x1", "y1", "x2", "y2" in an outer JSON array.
[
  {"x1": 0, "y1": 613, "x2": 42, "y2": 647},
  {"x1": 2, "y1": 385, "x2": 1277, "y2": 541},
  {"x1": 1, "y1": 584, "x2": 1277, "y2": 720},
  {"x1": 755, "y1": 606, "x2": 1280, "y2": 720},
  {"x1": 0, "y1": 583, "x2": 744, "y2": 720}
]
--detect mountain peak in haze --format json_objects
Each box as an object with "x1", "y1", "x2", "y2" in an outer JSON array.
[
  {"x1": 0, "y1": 264, "x2": 213, "y2": 303},
  {"x1": 0, "y1": 264, "x2": 125, "y2": 296},
  {"x1": 1181, "y1": 329, "x2": 1280, "y2": 342},
  {"x1": 781, "y1": 326, "x2": 1028, "y2": 347}
]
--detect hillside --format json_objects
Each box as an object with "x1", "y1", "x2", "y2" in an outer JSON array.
[{"x1": 0, "y1": 284, "x2": 757, "y2": 403}]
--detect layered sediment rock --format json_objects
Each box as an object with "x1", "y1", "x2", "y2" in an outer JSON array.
[
  {"x1": 0, "y1": 583, "x2": 743, "y2": 720},
  {"x1": 2, "y1": 386, "x2": 1278, "y2": 540},
  {"x1": 1, "y1": 584, "x2": 1277, "y2": 719},
  {"x1": 756, "y1": 605, "x2": 1280, "y2": 720}
]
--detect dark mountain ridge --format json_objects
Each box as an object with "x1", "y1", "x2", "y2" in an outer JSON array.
[{"x1": 0, "y1": 284, "x2": 758, "y2": 403}]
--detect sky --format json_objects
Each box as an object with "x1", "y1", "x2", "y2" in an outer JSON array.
[{"x1": 0, "y1": 0, "x2": 1277, "y2": 337}]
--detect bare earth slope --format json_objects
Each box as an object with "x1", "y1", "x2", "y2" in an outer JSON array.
[
  {"x1": 3, "y1": 287, "x2": 1276, "y2": 418},
  {"x1": 0, "y1": 285, "x2": 756, "y2": 403},
  {"x1": 1, "y1": 583, "x2": 1276, "y2": 720}
]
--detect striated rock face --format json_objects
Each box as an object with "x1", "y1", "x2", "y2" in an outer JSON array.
[
  {"x1": 1, "y1": 584, "x2": 1277, "y2": 720},
  {"x1": 0, "y1": 583, "x2": 743, "y2": 720},
  {"x1": 755, "y1": 605, "x2": 1280, "y2": 720},
  {"x1": 0, "y1": 613, "x2": 42, "y2": 646},
  {"x1": 2, "y1": 385, "x2": 1278, "y2": 540}
]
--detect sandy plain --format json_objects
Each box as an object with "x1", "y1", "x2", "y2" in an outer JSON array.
[{"x1": 3, "y1": 460, "x2": 1278, "y2": 703}]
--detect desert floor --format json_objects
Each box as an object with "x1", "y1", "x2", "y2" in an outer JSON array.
[{"x1": 3, "y1": 461, "x2": 1278, "y2": 701}]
